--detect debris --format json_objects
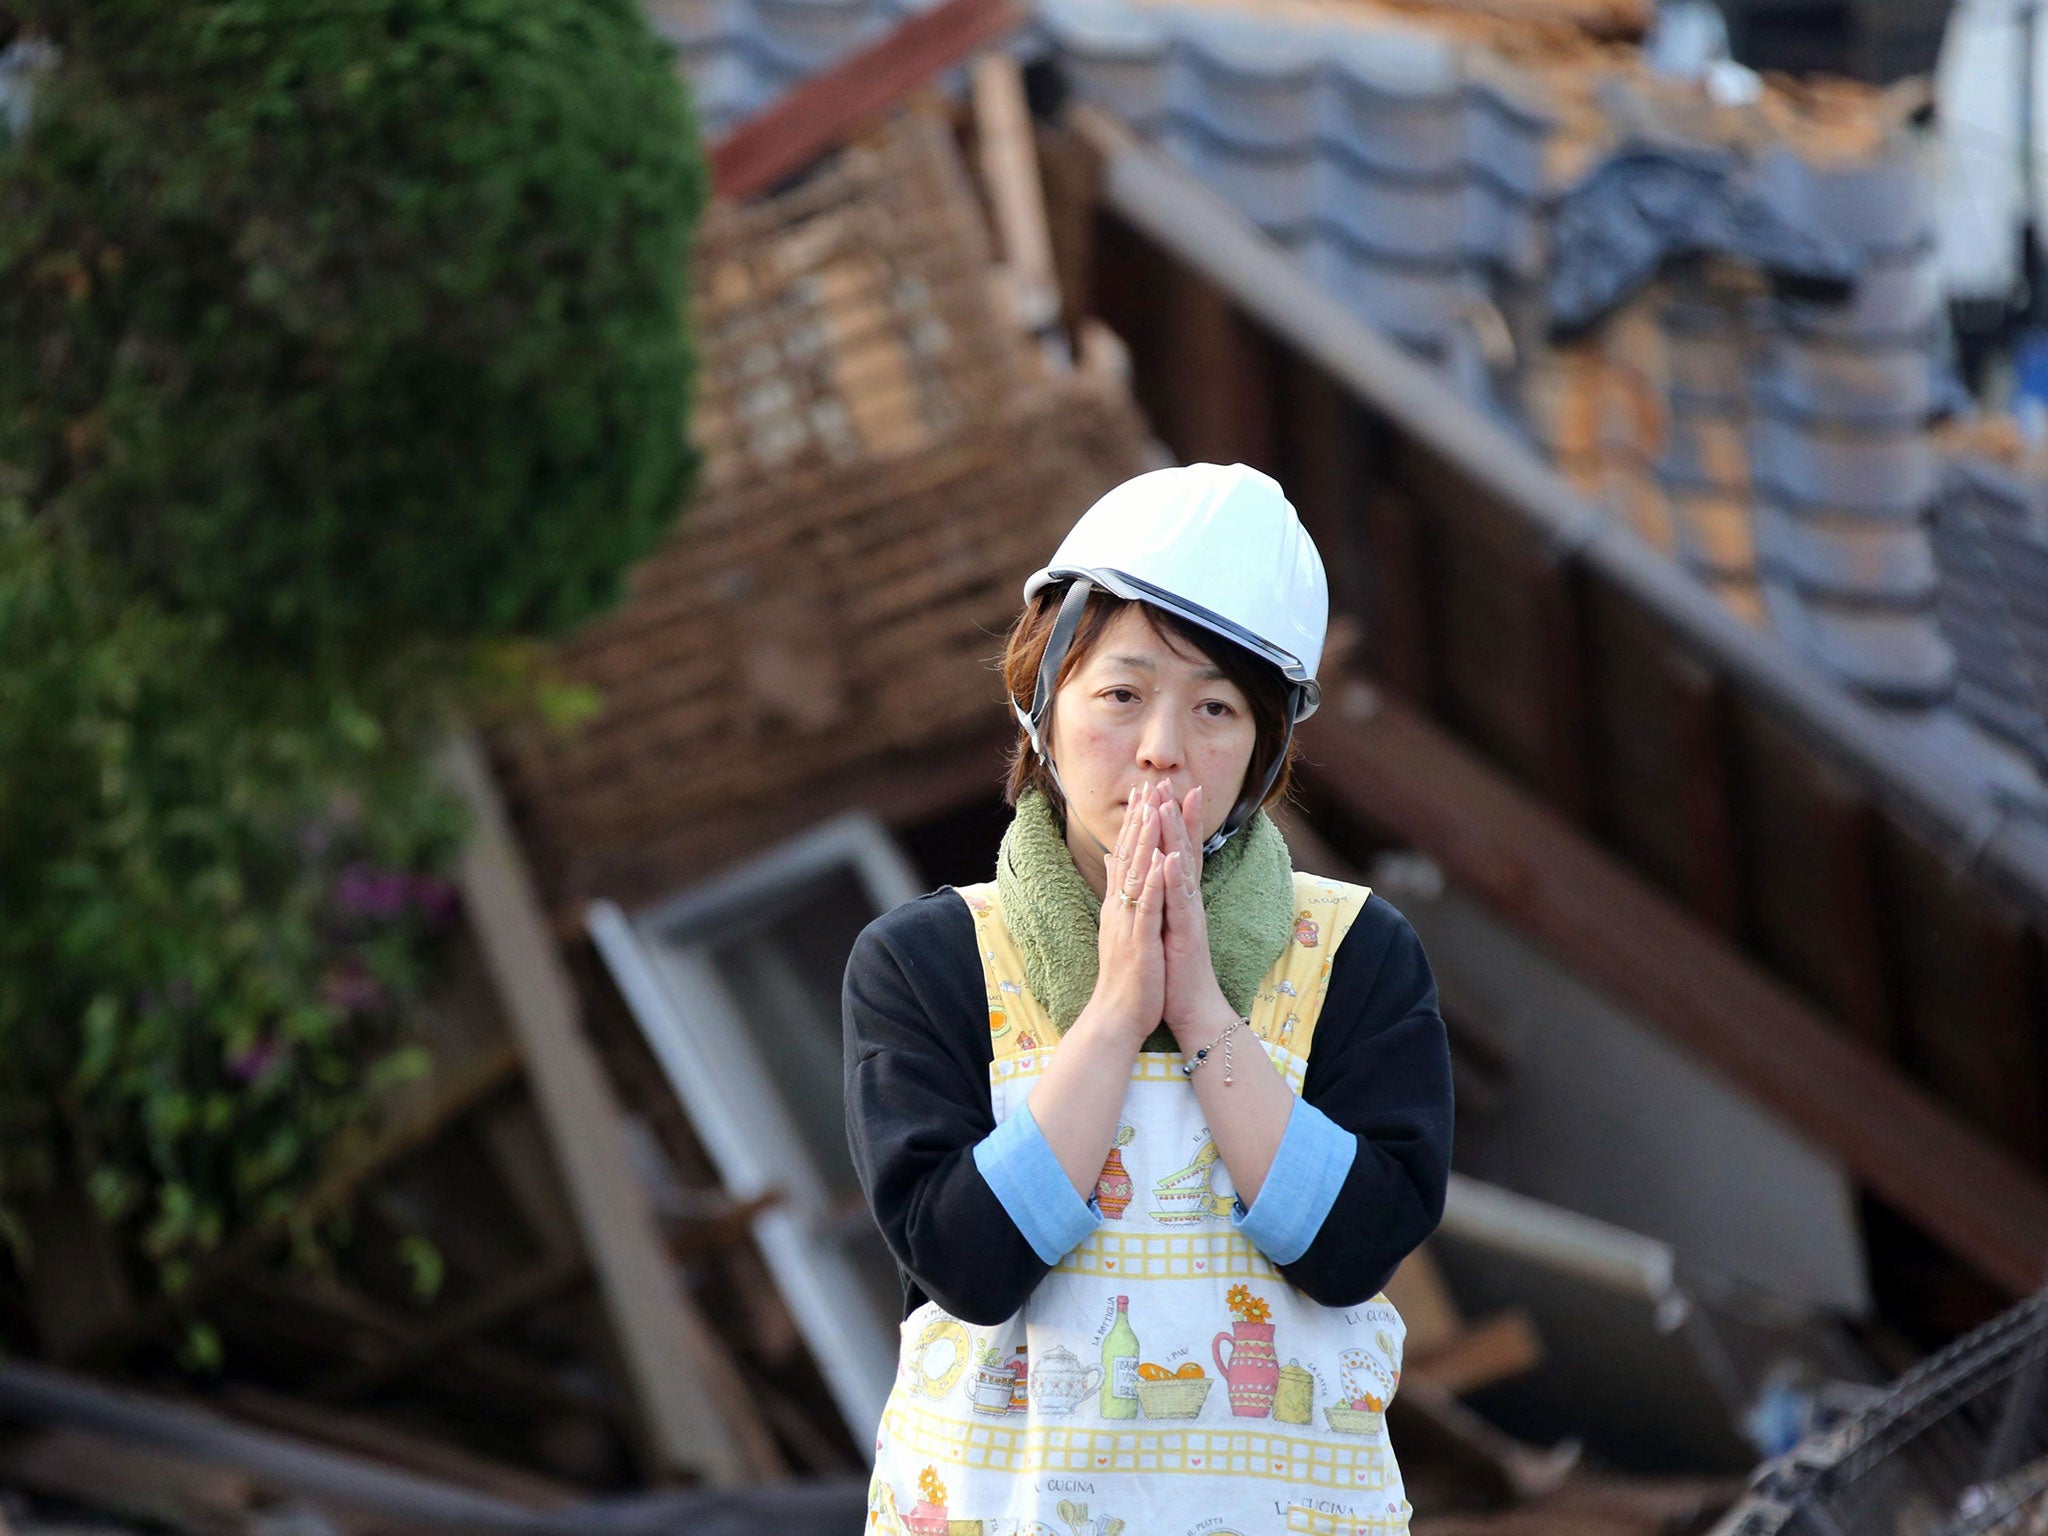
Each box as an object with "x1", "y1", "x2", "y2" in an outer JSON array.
[{"x1": 708, "y1": 0, "x2": 1026, "y2": 200}]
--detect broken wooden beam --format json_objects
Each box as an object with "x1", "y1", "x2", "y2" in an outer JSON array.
[
  {"x1": 438, "y1": 732, "x2": 776, "y2": 1484},
  {"x1": 708, "y1": 0, "x2": 1024, "y2": 201},
  {"x1": 1407, "y1": 1309, "x2": 1545, "y2": 1398},
  {"x1": 972, "y1": 52, "x2": 1067, "y2": 366},
  {"x1": 1301, "y1": 677, "x2": 2048, "y2": 1299}
]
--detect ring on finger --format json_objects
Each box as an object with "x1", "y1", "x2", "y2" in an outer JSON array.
[{"x1": 1118, "y1": 891, "x2": 1136, "y2": 909}]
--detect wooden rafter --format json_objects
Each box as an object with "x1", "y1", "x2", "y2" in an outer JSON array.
[{"x1": 1300, "y1": 677, "x2": 2048, "y2": 1299}]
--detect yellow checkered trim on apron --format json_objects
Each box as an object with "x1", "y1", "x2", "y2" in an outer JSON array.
[
  {"x1": 1286, "y1": 1507, "x2": 1412, "y2": 1534},
  {"x1": 878, "y1": 1400, "x2": 1398, "y2": 1490}
]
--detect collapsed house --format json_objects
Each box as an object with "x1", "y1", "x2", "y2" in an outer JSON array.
[{"x1": 11, "y1": 0, "x2": 2048, "y2": 1531}]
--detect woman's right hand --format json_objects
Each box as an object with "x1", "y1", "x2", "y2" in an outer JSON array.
[{"x1": 1085, "y1": 784, "x2": 1166, "y2": 1046}]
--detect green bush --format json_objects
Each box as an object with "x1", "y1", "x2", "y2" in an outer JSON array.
[
  {"x1": 0, "y1": 0, "x2": 705, "y2": 646},
  {"x1": 0, "y1": 504, "x2": 469, "y2": 1293},
  {"x1": 0, "y1": 0, "x2": 705, "y2": 1331}
]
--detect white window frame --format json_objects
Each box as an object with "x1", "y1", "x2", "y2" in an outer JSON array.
[{"x1": 587, "y1": 812, "x2": 925, "y2": 1449}]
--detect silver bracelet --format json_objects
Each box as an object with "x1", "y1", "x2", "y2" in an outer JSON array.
[{"x1": 1180, "y1": 1015, "x2": 1247, "y2": 1085}]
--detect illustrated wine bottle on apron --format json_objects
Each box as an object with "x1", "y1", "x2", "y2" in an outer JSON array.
[{"x1": 1102, "y1": 1295, "x2": 1139, "y2": 1419}]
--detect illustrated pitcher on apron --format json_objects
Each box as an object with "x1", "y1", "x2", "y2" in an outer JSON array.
[{"x1": 867, "y1": 873, "x2": 1412, "y2": 1536}]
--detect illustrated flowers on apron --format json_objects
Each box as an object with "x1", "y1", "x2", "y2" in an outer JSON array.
[
  {"x1": 868, "y1": 875, "x2": 1413, "y2": 1535},
  {"x1": 1215, "y1": 1285, "x2": 1279, "y2": 1417}
]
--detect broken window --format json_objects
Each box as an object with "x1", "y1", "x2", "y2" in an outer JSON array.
[{"x1": 589, "y1": 812, "x2": 924, "y2": 1446}]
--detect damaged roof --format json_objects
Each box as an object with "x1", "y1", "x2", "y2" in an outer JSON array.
[{"x1": 652, "y1": 0, "x2": 2048, "y2": 814}]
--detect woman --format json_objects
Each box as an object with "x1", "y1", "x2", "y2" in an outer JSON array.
[{"x1": 844, "y1": 463, "x2": 1453, "y2": 1534}]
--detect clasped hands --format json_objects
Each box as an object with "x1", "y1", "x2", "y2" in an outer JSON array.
[{"x1": 1090, "y1": 781, "x2": 1237, "y2": 1049}]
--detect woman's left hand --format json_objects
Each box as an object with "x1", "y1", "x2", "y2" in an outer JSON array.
[{"x1": 1157, "y1": 782, "x2": 1233, "y2": 1036}]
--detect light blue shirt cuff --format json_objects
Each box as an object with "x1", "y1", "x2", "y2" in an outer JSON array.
[
  {"x1": 1232, "y1": 1097, "x2": 1357, "y2": 1265},
  {"x1": 973, "y1": 1103, "x2": 1103, "y2": 1265}
]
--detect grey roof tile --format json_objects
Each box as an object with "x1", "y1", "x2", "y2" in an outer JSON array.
[
  {"x1": 1035, "y1": 0, "x2": 1175, "y2": 122},
  {"x1": 1931, "y1": 461, "x2": 2048, "y2": 757},
  {"x1": 1164, "y1": 119, "x2": 1319, "y2": 231},
  {"x1": 1320, "y1": 33, "x2": 1466, "y2": 177},
  {"x1": 1037, "y1": 0, "x2": 1551, "y2": 286},
  {"x1": 748, "y1": 0, "x2": 904, "y2": 71},
  {"x1": 1755, "y1": 142, "x2": 1934, "y2": 260},
  {"x1": 1754, "y1": 500, "x2": 1939, "y2": 603},
  {"x1": 1754, "y1": 335, "x2": 1937, "y2": 423},
  {"x1": 1315, "y1": 146, "x2": 1469, "y2": 260},
  {"x1": 1761, "y1": 578, "x2": 1956, "y2": 702},
  {"x1": 1173, "y1": 12, "x2": 1326, "y2": 148},
  {"x1": 1464, "y1": 73, "x2": 1551, "y2": 199},
  {"x1": 1661, "y1": 329, "x2": 1752, "y2": 412},
  {"x1": 648, "y1": 0, "x2": 752, "y2": 49},
  {"x1": 1288, "y1": 226, "x2": 1481, "y2": 348},
  {"x1": 1463, "y1": 175, "x2": 1545, "y2": 276},
  {"x1": 1749, "y1": 413, "x2": 1940, "y2": 518},
  {"x1": 1774, "y1": 248, "x2": 1945, "y2": 346}
]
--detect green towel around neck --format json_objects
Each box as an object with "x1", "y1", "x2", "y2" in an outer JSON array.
[{"x1": 993, "y1": 786, "x2": 1296, "y2": 1050}]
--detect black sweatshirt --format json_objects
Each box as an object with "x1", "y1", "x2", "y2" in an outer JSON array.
[{"x1": 842, "y1": 884, "x2": 1453, "y2": 1327}]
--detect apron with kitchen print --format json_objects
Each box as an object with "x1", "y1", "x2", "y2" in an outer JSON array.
[{"x1": 868, "y1": 872, "x2": 1411, "y2": 1536}]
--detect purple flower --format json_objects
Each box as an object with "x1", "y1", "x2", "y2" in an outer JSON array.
[
  {"x1": 334, "y1": 862, "x2": 410, "y2": 920},
  {"x1": 320, "y1": 959, "x2": 387, "y2": 1015},
  {"x1": 226, "y1": 1037, "x2": 281, "y2": 1084}
]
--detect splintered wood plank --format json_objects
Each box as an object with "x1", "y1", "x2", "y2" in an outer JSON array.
[
  {"x1": 1301, "y1": 677, "x2": 2048, "y2": 1300},
  {"x1": 438, "y1": 733, "x2": 775, "y2": 1484},
  {"x1": 1407, "y1": 1308, "x2": 1545, "y2": 1397},
  {"x1": 1031, "y1": 121, "x2": 1104, "y2": 334},
  {"x1": 973, "y1": 54, "x2": 1062, "y2": 343}
]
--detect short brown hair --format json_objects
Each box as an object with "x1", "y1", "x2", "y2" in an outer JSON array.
[{"x1": 999, "y1": 583, "x2": 1300, "y2": 820}]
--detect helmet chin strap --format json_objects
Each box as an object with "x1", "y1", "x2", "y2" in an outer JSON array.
[
  {"x1": 1015, "y1": 579, "x2": 1302, "y2": 860},
  {"x1": 1203, "y1": 708, "x2": 1297, "y2": 856}
]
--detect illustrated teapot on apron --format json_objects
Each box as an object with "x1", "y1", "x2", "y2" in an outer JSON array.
[{"x1": 1030, "y1": 1342, "x2": 1103, "y2": 1416}]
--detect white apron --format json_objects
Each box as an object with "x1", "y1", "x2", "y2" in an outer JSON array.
[{"x1": 867, "y1": 873, "x2": 1412, "y2": 1536}]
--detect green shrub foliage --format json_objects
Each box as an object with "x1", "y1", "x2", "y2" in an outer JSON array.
[
  {"x1": 0, "y1": 0, "x2": 705, "y2": 645},
  {"x1": 0, "y1": 0, "x2": 704, "y2": 1332},
  {"x1": 0, "y1": 505, "x2": 470, "y2": 1290}
]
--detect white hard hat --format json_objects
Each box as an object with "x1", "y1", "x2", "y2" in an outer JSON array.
[{"x1": 1015, "y1": 463, "x2": 1330, "y2": 854}]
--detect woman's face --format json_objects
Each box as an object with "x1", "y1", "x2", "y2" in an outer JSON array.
[{"x1": 1045, "y1": 604, "x2": 1257, "y2": 896}]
